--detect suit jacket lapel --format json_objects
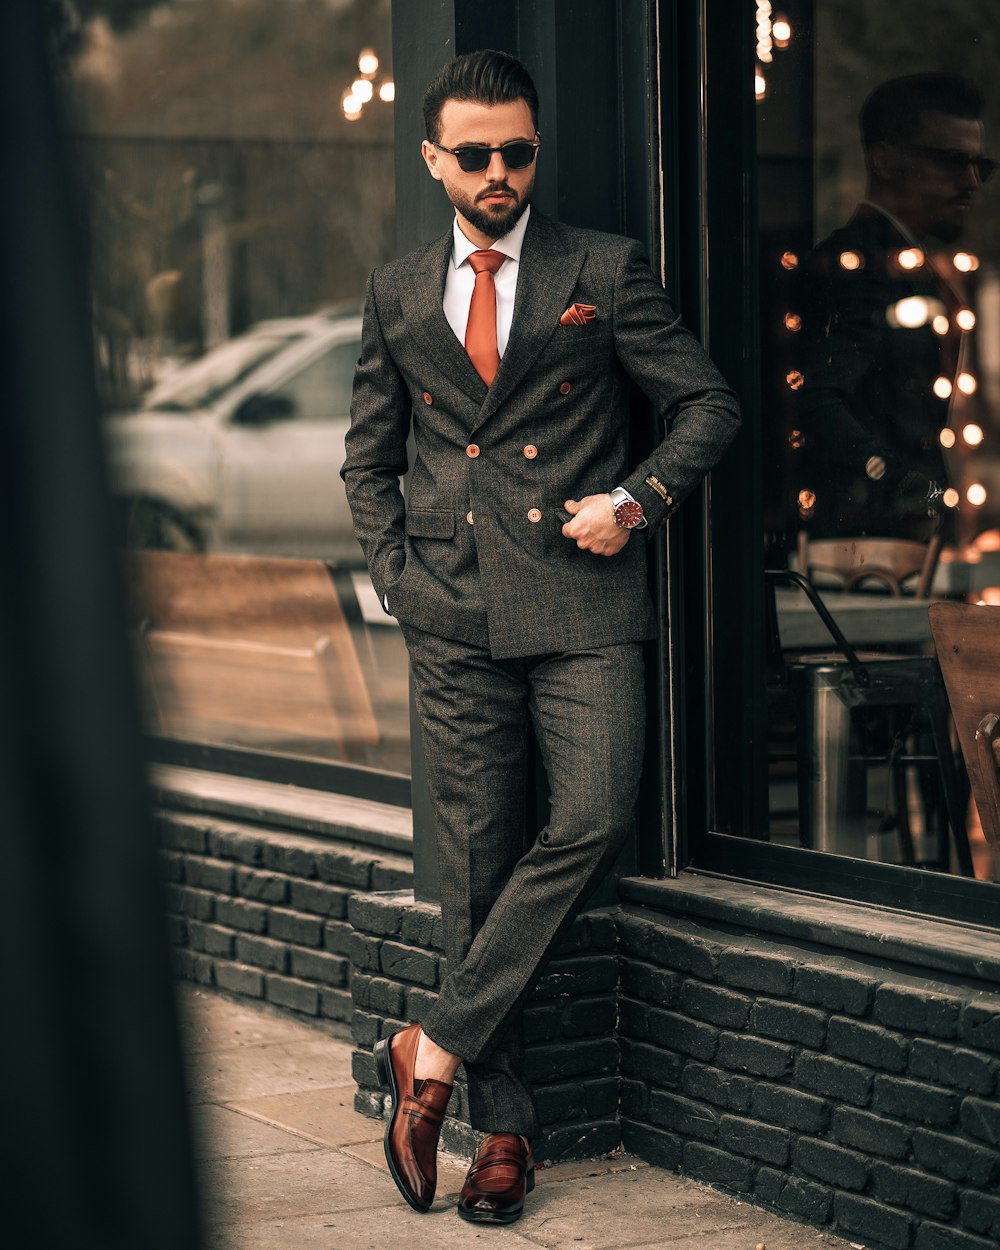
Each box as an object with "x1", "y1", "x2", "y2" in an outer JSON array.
[
  {"x1": 474, "y1": 210, "x2": 586, "y2": 430},
  {"x1": 397, "y1": 228, "x2": 488, "y2": 406}
]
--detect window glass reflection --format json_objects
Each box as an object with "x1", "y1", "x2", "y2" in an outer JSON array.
[
  {"x1": 757, "y1": 0, "x2": 1000, "y2": 879},
  {"x1": 62, "y1": 0, "x2": 406, "y2": 777}
]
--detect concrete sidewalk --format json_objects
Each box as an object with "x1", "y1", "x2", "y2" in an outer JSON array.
[{"x1": 181, "y1": 986, "x2": 856, "y2": 1250}]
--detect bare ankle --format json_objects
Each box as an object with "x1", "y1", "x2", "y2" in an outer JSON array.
[{"x1": 414, "y1": 1027, "x2": 461, "y2": 1084}]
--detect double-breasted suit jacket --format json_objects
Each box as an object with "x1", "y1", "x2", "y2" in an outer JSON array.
[{"x1": 342, "y1": 208, "x2": 740, "y2": 659}]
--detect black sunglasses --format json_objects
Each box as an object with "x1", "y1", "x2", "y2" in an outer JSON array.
[
  {"x1": 433, "y1": 136, "x2": 540, "y2": 173},
  {"x1": 904, "y1": 143, "x2": 997, "y2": 182}
]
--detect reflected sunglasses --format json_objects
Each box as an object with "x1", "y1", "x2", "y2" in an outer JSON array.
[
  {"x1": 433, "y1": 136, "x2": 540, "y2": 173},
  {"x1": 904, "y1": 143, "x2": 997, "y2": 182}
]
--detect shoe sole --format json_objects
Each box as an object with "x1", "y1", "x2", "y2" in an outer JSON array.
[
  {"x1": 374, "y1": 1035, "x2": 432, "y2": 1214},
  {"x1": 457, "y1": 1167, "x2": 535, "y2": 1224}
]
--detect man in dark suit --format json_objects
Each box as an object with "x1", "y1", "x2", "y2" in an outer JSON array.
[
  {"x1": 341, "y1": 49, "x2": 739, "y2": 1225},
  {"x1": 799, "y1": 73, "x2": 992, "y2": 540}
]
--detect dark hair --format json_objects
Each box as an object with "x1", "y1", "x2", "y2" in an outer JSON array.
[
  {"x1": 422, "y1": 49, "x2": 539, "y2": 144},
  {"x1": 861, "y1": 72, "x2": 984, "y2": 149}
]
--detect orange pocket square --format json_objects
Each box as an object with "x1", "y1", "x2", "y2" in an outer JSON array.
[{"x1": 559, "y1": 302, "x2": 597, "y2": 326}]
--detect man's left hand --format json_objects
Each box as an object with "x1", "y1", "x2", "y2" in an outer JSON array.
[{"x1": 562, "y1": 495, "x2": 630, "y2": 555}]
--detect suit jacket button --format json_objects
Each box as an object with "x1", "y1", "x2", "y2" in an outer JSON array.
[
  {"x1": 466, "y1": 444, "x2": 481, "y2": 458},
  {"x1": 422, "y1": 391, "x2": 433, "y2": 405},
  {"x1": 466, "y1": 511, "x2": 474, "y2": 525},
  {"x1": 559, "y1": 381, "x2": 572, "y2": 395},
  {"x1": 527, "y1": 508, "x2": 542, "y2": 523},
  {"x1": 523, "y1": 444, "x2": 538, "y2": 459}
]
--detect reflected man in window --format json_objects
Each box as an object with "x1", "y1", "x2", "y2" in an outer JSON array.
[
  {"x1": 342, "y1": 49, "x2": 739, "y2": 1226},
  {"x1": 800, "y1": 73, "x2": 992, "y2": 539}
]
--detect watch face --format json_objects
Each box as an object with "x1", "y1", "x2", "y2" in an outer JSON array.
[{"x1": 614, "y1": 499, "x2": 644, "y2": 529}]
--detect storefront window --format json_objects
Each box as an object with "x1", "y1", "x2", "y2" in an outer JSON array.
[
  {"x1": 753, "y1": 0, "x2": 1000, "y2": 880},
  {"x1": 60, "y1": 0, "x2": 408, "y2": 779}
]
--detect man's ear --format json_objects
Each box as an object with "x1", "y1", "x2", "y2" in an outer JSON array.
[
  {"x1": 868, "y1": 140, "x2": 902, "y2": 182},
  {"x1": 421, "y1": 140, "x2": 443, "y2": 181}
]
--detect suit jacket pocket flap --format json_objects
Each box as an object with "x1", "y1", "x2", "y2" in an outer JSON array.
[{"x1": 405, "y1": 508, "x2": 456, "y2": 539}]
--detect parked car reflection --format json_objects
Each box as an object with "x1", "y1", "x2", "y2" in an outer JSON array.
[{"x1": 104, "y1": 312, "x2": 363, "y2": 561}]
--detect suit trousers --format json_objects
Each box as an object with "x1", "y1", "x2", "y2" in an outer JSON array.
[{"x1": 399, "y1": 623, "x2": 645, "y2": 1138}]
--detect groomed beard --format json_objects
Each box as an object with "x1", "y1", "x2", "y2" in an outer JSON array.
[{"x1": 452, "y1": 180, "x2": 532, "y2": 241}]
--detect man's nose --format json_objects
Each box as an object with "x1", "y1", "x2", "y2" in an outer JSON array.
[
  {"x1": 485, "y1": 149, "x2": 508, "y2": 181},
  {"x1": 961, "y1": 156, "x2": 982, "y2": 189}
]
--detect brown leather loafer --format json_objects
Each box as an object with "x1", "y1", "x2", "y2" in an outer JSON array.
[
  {"x1": 373, "y1": 1023, "x2": 453, "y2": 1212},
  {"x1": 457, "y1": 1132, "x2": 535, "y2": 1224}
]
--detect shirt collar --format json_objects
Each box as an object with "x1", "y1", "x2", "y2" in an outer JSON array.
[{"x1": 452, "y1": 203, "x2": 531, "y2": 269}]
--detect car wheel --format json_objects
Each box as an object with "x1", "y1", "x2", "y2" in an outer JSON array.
[{"x1": 122, "y1": 499, "x2": 205, "y2": 552}]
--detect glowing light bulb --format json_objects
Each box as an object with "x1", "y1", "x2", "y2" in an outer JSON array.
[
  {"x1": 891, "y1": 296, "x2": 929, "y2": 328},
  {"x1": 773, "y1": 17, "x2": 791, "y2": 45},
  {"x1": 940, "y1": 428, "x2": 956, "y2": 448},
  {"x1": 798, "y1": 488, "x2": 816, "y2": 516},
  {"x1": 352, "y1": 78, "x2": 374, "y2": 102},
  {"x1": 379, "y1": 80, "x2": 395, "y2": 102},
  {"x1": 967, "y1": 483, "x2": 988, "y2": 506},
  {"x1": 898, "y1": 248, "x2": 924, "y2": 270},
  {"x1": 932, "y1": 315, "x2": 950, "y2": 336},
  {"x1": 933, "y1": 376, "x2": 953, "y2": 399},
  {"x1": 786, "y1": 370, "x2": 804, "y2": 390},
  {"x1": 784, "y1": 312, "x2": 802, "y2": 331},
  {"x1": 954, "y1": 252, "x2": 980, "y2": 272},
  {"x1": 358, "y1": 49, "x2": 379, "y2": 75},
  {"x1": 943, "y1": 488, "x2": 960, "y2": 508},
  {"x1": 956, "y1": 308, "x2": 976, "y2": 331},
  {"x1": 780, "y1": 251, "x2": 798, "y2": 270},
  {"x1": 755, "y1": 69, "x2": 767, "y2": 99},
  {"x1": 963, "y1": 423, "x2": 984, "y2": 446},
  {"x1": 839, "y1": 250, "x2": 863, "y2": 271},
  {"x1": 788, "y1": 429, "x2": 805, "y2": 449},
  {"x1": 958, "y1": 372, "x2": 978, "y2": 395},
  {"x1": 342, "y1": 94, "x2": 363, "y2": 119}
]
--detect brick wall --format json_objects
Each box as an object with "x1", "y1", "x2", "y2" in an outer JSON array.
[
  {"x1": 161, "y1": 809, "x2": 412, "y2": 1025},
  {"x1": 618, "y1": 904, "x2": 1000, "y2": 1250},
  {"x1": 347, "y1": 890, "x2": 621, "y2": 1162}
]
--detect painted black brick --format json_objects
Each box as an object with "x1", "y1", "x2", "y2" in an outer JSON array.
[
  {"x1": 235, "y1": 933, "x2": 289, "y2": 973},
  {"x1": 620, "y1": 1037, "x2": 683, "y2": 1090},
  {"x1": 379, "y1": 941, "x2": 438, "y2": 987},
  {"x1": 619, "y1": 996, "x2": 649, "y2": 1040},
  {"x1": 649, "y1": 928, "x2": 720, "y2": 980},
  {"x1": 584, "y1": 1077, "x2": 618, "y2": 1119},
  {"x1": 794, "y1": 965, "x2": 876, "y2": 1015},
  {"x1": 621, "y1": 1119, "x2": 683, "y2": 1169},
  {"x1": 160, "y1": 851, "x2": 185, "y2": 882},
  {"x1": 561, "y1": 995, "x2": 616, "y2": 1038},
  {"x1": 794, "y1": 1138, "x2": 869, "y2": 1190},
  {"x1": 215, "y1": 897, "x2": 268, "y2": 934},
  {"x1": 751, "y1": 1083, "x2": 828, "y2": 1133},
  {"x1": 754, "y1": 1168, "x2": 832, "y2": 1223},
  {"x1": 827, "y1": 1016, "x2": 909, "y2": 1072},
  {"x1": 350, "y1": 972, "x2": 405, "y2": 1018},
  {"x1": 352, "y1": 1010, "x2": 380, "y2": 1048},
  {"x1": 911, "y1": 1128, "x2": 1000, "y2": 1188},
  {"x1": 874, "y1": 985, "x2": 961, "y2": 1038},
  {"x1": 915, "y1": 1221, "x2": 999, "y2": 1250},
  {"x1": 370, "y1": 858, "x2": 413, "y2": 891},
  {"x1": 869, "y1": 1159, "x2": 957, "y2": 1220},
  {"x1": 833, "y1": 1192, "x2": 913, "y2": 1250},
  {"x1": 348, "y1": 893, "x2": 403, "y2": 937},
  {"x1": 719, "y1": 1114, "x2": 790, "y2": 1165},
  {"x1": 184, "y1": 856, "x2": 235, "y2": 893},
  {"x1": 236, "y1": 867, "x2": 289, "y2": 904},
  {"x1": 716, "y1": 1033, "x2": 794, "y2": 1078},
  {"x1": 533, "y1": 955, "x2": 617, "y2": 998},
  {"x1": 158, "y1": 814, "x2": 208, "y2": 853},
  {"x1": 718, "y1": 949, "x2": 793, "y2": 995},
  {"x1": 831, "y1": 1106, "x2": 909, "y2": 1158},
  {"x1": 619, "y1": 959, "x2": 681, "y2": 1006},
  {"x1": 165, "y1": 914, "x2": 187, "y2": 945},
  {"x1": 214, "y1": 959, "x2": 264, "y2": 998},
  {"x1": 187, "y1": 920, "x2": 235, "y2": 959},
  {"x1": 647, "y1": 1090, "x2": 718, "y2": 1141},
  {"x1": 314, "y1": 846, "x2": 373, "y2": 889},
  {"x1": 646, "y1": 1007, "x2": 719, "y2": 1061},
  {"x1": 796, "y1": 1052, "x2": 872, "y2": 1106},
  {"x1": 960, "y1": 1190, "x2": 1000, "y2": 1241},
  {"x1": 290, "y1": 948, "x2": 349, "y2": 986},
  {"x1": 523, "y1": 1002, "x2": 560, "y2": 1044},
  {"x1": 909, "y1": 1039, "x2": 996, "y2": 1095},
  {"x1": 535, "y1": 1081, "x2": 588, "y2": 1125},
  {"x1": 544, "y1": 1121, "x2": 620, "y2": 1162},
  {"x1": 320, "y1": 987, "x2": 352, "y2": 1022},
  {"x1": 207, "y1": 825, "x2": 266, "y2": 866},
  {"x1": 621, "y1": 1077, "x2": 648, "y2": 1117},
  {"x1": 679, "y1": 982, "x2": 752, "y2": 1029},
  {"x1": 349, "y1": 933, "x2": 380, "y2": 972},
  {"x1": 749, "y1": 999, "x2": 827, "y2": 1048},
  {"x1": 523, "y1": 1038, "x2": 618, "y2": 1083},
  {"x1": 960, "y1": 1001, "x2": 1000, "y2": 1054},
  {"x1": 683, "y1": 1141, "x2": 755, "y2": 1192},
  {"x1": 260, "y1": 838, "x2": 316, "y2": 878},
  {"x1": 268, "y1": 907, "x2": 324, "y2": 947},
  {"x1": 266, "y1": 972, "x2": 319, "y2": 1015},
  {"x1": 960, "y1": 1095, "x2": 1000, "y2": 1146},
  {"x1": 680, "y1": 1061, "x2": 754, "y2": 1112},
  {"x1": 403, "y1": 986, "x2": 439, "y2": 1023},
  {"x1": 397, "y1": 904, "x2": 441, "y2": 950},
  {"x1": 288, "y1": 880, "x2": 348, "y2": 918},
  {"x1": 873, "y1": 1074, "x2": 959, "y2": 1128},
  {"x1": 170, "y1": 885, "x2": 215, "y2": 921},
  {"x1": 324, "y1": 919, "x2": 353, "y2": 955}
]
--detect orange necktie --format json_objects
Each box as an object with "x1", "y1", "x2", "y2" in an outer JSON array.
[{"x1": 465, "y1": 249, "x2": 505, "y2": 385}]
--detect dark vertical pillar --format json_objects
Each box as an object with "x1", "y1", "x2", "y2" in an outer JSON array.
[{"x1": 392, "y1": 0, "x2": 661, "y2": 901}]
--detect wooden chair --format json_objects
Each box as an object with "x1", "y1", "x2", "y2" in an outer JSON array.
[
  {"x1": 929, "y1": 602, "x2": 1000, "y2": 854},
  {"x1": 797, "y1": 532, "x2": 943, "y2": 598}
]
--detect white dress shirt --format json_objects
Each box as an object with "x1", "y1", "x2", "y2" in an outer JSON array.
[{"x1": 443, "y1": 205, "x2": 531, "y2": 353}]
